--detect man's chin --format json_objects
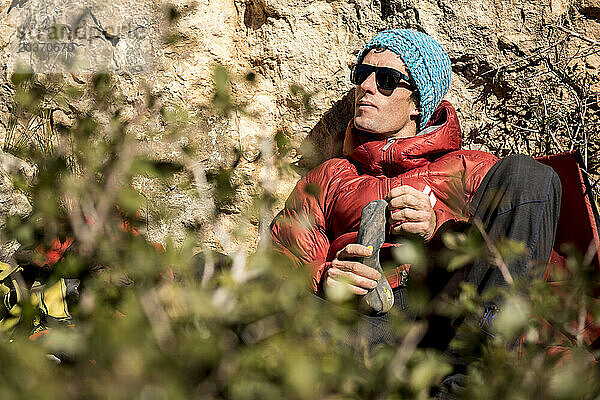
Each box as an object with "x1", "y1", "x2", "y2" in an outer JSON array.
[
  {"x1": 354, "y1": 118, "x2": 375, "y2": 133},
  {"x1": 354, "y1": 119, "x2": 383, "y2": 135}
]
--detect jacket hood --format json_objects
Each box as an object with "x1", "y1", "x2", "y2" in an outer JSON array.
[{"x1": 343, "y1": 100, "x2": 462, "y2": 176}]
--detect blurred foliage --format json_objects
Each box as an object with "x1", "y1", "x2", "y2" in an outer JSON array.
[{"x1": 0, "y1": 20, "x2": 599, "y2": 400}]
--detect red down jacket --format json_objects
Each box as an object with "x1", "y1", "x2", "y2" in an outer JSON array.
[{"x1": 270, "y1": 100, "x2": 498, "y2": 292}]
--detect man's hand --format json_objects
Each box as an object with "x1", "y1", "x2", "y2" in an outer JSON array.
[
  {"x1": 325, "y1": 244, "x2": 382, "y2": 295},
  {"x1": 386, "y1": 185, "x2": 436, "y2": 242}
]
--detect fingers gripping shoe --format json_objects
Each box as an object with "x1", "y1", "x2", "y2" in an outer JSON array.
[{"x1": 357, "y1": 200, "x2": 394, "y2": 315}]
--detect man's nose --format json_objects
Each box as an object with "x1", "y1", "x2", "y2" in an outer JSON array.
[{"x1": 360, "y1": 72, "x2": 377, "y2": 94}]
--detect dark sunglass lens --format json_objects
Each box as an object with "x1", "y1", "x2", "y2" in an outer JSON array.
[
  {"x1": 351, "y1": 65, "x2": 374, "y2": 85},
  {"x1": 352, "y1": 71, "x2": 369, "y2": 85},
  {"x1": 376, "y1": 70, "x2": 398, "y2": 91}
]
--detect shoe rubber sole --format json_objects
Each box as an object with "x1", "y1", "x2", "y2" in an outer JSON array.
[{"x1": 357, "y1": 199, "x2": 394, "y2": 315}]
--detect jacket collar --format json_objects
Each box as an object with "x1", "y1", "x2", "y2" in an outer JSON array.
[{"x1": 342, "y1": 100, "x2": 462, "y2": 176}]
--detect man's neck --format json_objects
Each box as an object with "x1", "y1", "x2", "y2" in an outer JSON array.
[
  {"x1": 390, "y1": 121, "x2": 418, "y2": 138},
  {"x1": 354, "y1": 125, "x2": 418, "y2": 139}
]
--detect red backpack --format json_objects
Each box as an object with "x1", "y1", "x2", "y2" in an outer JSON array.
[{"x1": 537, "y1": 151, "x2": 600, "y2": 356}]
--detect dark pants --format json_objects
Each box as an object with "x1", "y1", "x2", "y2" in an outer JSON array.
[
  {"x1": 360, "y1": 155, "x2": 562, "y2": 350},
  {"x1": 467, "y1": 154, "x2": 562, "y2": 292}
]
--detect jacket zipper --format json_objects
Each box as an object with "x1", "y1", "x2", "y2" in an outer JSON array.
[
  {"x1": 382, "y1": 137, "x2": 396, "y2": 178},
  {"x1": 381, "y1": 138, "x2": 396, "y2": 196},
  {"x1": 382, "y1": 138, "x2": 396, "y2": 151}
]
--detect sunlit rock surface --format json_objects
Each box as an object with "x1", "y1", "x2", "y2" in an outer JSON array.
[{"x1": 0, "y1": 0, "x2": 597, "y2": 248}]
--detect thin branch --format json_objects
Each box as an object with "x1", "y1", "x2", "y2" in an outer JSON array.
[
  {"x1": 139, "y1": 289, "x2": 175, "y2": 353},
  {"x1": 472, "y1": 217, "x2": 515, "y2": 285},
  {"x1": 550, "y1": 24, "x2": 600, "y2": 47},
  {"x1": 577, "y1": 302, "x2": 586, "y2": 346},
  {"x1": 583, "y1": 238, "x2": 598, "y2": 268},
  {"x1": 201, "y1": 247, "x2": 215, "y2": 287},
  {"x1": 386, "y1": 323, "x2": 427, "y2": 383},
  {"x1": 543, "y1": 316, "x2": 579, "y2": 346},
  {"x1": 512, "y1": 124, "x2": 538, "y2": 133},
  {"x1": 481, "y1": 38, "x2": 569, "y2": 77}
]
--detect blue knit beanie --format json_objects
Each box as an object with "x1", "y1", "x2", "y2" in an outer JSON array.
[{"x1": 357, "y1": 29, "x2": 451, "y2": 131}]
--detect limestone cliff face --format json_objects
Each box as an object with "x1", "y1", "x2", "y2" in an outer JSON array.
[{"x1": 0, "y1": 0, "x2": 598, "y2": 248}]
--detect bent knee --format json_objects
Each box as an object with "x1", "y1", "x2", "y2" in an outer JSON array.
[{"x1": 496, "y1": 155, "x2": 559, "y2": 197}]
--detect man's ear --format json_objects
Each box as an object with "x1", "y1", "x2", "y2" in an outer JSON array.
[{"x1": 410, "y1": 105, "x2": 420, "y2": 119}]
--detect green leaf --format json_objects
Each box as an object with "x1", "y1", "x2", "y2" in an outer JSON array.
[
  {"x1": 410, "y1": 354, "x2": 452, "y2": 391},
  {"x1": 10, "y1": 68, "x2": 34, "y2": 86},
  {"x1": 447, "y1": 253, "x2": 476, "y2": 271},
  {"x1": 117, "y1": 185, "x2": 146, "y2": 214},
  {"x1": 494, "y1": 296, "x2": 530, "y2": 339}
]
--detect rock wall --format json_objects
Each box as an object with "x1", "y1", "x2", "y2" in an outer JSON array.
[{"x1": 0, "y1": 0, "x2": 598, "y2": 250}]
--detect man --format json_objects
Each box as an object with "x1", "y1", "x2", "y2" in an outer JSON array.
[{"x1": 270, "y1": 29, "x2": 561, "y2": 346}]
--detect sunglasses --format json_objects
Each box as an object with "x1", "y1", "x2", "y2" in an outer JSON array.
[{"x1": 351, "y1": 64, "x2": 415, "y2": 92}]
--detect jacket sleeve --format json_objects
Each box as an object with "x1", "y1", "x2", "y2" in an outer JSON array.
[
  {"x1": 463, "y1": 151, "x2": 499, "y2": 206},
  {"x1": 270, "y1": 163, "x2": 334, "y2": 293},
  {"x1": 429, "y1": 151, "x2": 499, "y2": 237}
]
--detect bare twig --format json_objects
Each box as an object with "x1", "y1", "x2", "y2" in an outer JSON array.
[
  {"x1": 139, "y1": 289, "x2": 175, "y2": 353},
  {"x1": 543, "y1": 315, "x2": 579, "y2": 346},
  {"x1": 550, "y1": 25, "x2": 600, "y2": 47},
  {"x1": 201, "y1": 247, "x2": 215, "y2": 287},
  {"x1": 577, "y1": 302, "x2": 586, "y2": 346},
  {"x1": 387, "y1": 322, "x2": 427, "y2": 383},
  {"x1": 481, "y1": 39, "x2": 569, "y2": 77},
  {"x1": 240, "y1": 314, "x2": 283, "y2": 344},
  {"x1": 189, "y1": 160, "x2": 216, "y2": 216},
  {"x1": 472, "y1": 217, "x2": 515, "y2": 285},
  {"x1": 512, "y1": 124, "x2": 538, "y2": 133},
  {"x1": 583, "y1": 238, "x2": 598, "y2": 267},
  {"x1": 187, "y1": 156, "x2": 249, "y2": 284}
]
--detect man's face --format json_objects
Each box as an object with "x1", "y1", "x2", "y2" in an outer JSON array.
[{"x1": 353, "y1": 49, "x2": 420, "y2": 138}]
